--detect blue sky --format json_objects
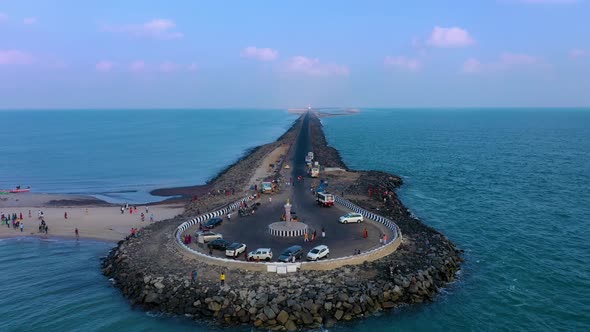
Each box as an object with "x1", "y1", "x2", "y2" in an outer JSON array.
[{"x1": 1, "y1": 0, "x2": 589, "y2": 108}]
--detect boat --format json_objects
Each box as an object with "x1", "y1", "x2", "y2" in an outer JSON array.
[
  {"x1": 10, "y1": 188, "x2": 31, "y2": 193},
  {"x1": 1, "y1": 186, "x2": 31, "y2": 193}
]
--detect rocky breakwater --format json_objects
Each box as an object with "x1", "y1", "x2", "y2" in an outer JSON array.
[{"x1": 102, "y1": 111, "x2": 463, "y2": 330}]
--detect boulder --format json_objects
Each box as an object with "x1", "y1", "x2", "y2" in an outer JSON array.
[
  {"x1": 154, "y1": 282, "x2": 165, "y2": 290},
  {"x1": 208, "y1": 302, "x2": 222, "y2": 312},
  {"x1": 382, "y1": 301, "x2": 395, "y2": 309},
  {"x1": 334, "y1": 310, "x2": 344, "y2": 320},
  {"x1": 301, "y1": 311, "x2": 314, "y2": 325},
  {"x1": 277, "y1": 310, "x2": 289, "y2": 324},
  {"x1": 285, "y1": 320, "x2": 297, "y2": 331},
  {"x1": 263, "y1": 306, "x2": 276, "y2": 320}
]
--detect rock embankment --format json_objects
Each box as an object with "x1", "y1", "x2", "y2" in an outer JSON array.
[{"x1": 102, "y1": 111, "x2": 463, "y2": 330}]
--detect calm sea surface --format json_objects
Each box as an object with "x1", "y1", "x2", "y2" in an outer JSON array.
[{"x1": 1, "y1": 109, "x2": 589, "y2": 331}]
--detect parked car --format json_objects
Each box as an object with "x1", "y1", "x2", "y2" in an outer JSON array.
[
  {"x1": 278, "y1": 245, "x2": 303, "y2": 262},
  {"x1": 306, "y1": 245, "x2": 330, "y2": 261},
  {"x1": 247, "y1": 248, "x2": 273, "y2": 261},
  {"x1": 204, "y1": 217, "x2": 223, "y2": 229},
  {"x1": 226, "y1": 242, "x2": 247, "y2": 257},
  {"x1": 339, "y1": 212, "x2": 363, "y2": 224},
  {"x1": 207, "y1": 238, "x2": 230, "y2": 250},
  {"x1": 196, "y1": 230, "x2": 222, "y2": 243}
]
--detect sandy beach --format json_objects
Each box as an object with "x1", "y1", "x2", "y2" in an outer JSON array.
[{"x1": 0, "y1": 193, "x2": 184, "y2": 242}]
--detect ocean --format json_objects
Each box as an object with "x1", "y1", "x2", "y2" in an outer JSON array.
[
  {"x1": 0, "y1": 109, "x2": 298, "y2": 203},
  {"x1": 1, "y1": 109, "x2": 589, "y2": 331}
]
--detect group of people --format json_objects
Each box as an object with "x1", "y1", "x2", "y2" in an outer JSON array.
[
  {"x1": 120, "y1": 204, "x2": 154, "y2": 222},
  {"x1": 1, "y1": 212, "x2": 25, "y2": 231},
  {"x1": 303, "y1": 228, "x2": 326, "y2": 242},
  {"x1": 181, "y1": 233, "x2": 193, "y2": 244}
]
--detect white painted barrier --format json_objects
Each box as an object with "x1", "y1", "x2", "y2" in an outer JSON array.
[{"x1": 174, "y1": 194, "x2": 402, "y2": 272}]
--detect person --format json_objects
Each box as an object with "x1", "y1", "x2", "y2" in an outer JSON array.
[
  {"x1": 383, "y1": 234, "x2": 388, "y2": 244},
  {"x1": 145, "y1": 206, "x2": 149, "y2": 213},
  {"x1": 363, "y1": 227, "x2": 368, "y2": 239},
  {"x1": 28, "y1": 210, "x2": 31, "y2": 218},
  {"x1": 313, "y1": 230, "x2": 317, "y2": 240},
  {"x1": 75, "y1": 228, "x2": 79, "y2": 240},
  {"x1": 192, "y1": 270, "x2": 198, "y2": 283},
  {"x1": 64, "y1": 212, "x2": 68, "y2": 219},
  {"x1": 20, "y1": 222, "x2": 24, "y2": 232},
  {"x1": 129, "y1": 207, "x2": 133, "y2": 215},
  {"x1": 227, "y1": 213, "x2": 231, "y2": 221},
  {"x1": 121, "y1": 206, "x2": 124, "y2": 214},
  {"x1": 304, "y1": 232, "x2": 308, "y2": 242},
  {"x1": 19, "y1": 212, "x2": 23, "y2": 220},
  {"x1": 131, "y1": 228, "x2": 136, "y2": 238},
  {"x1": 321, "y1": 227, "x2": 326, "y2": 238},
  {"x1": 291, "y1": 255, "x2": 296, "y2": 263},
  {"x1": 150, "y1": 213, "x2": 154, "y2": 222},
  {"x1": 220, "y1": 272, "x2": 225, "y2": 287},
  {"x1": 141, "y1": 213, "x2": 145, "y2": 222},
  {"x1": 379, "y1": 234, "x2": 383, "y2": 245}
]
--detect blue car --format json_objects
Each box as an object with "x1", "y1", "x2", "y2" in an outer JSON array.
[{"x1": 204, "y1": 217, "x2": 223, "y2": 229}]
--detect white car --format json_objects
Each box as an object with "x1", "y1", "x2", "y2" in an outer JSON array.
[
  {"x1": 307, "y1": 245, "x2": 330, "y2": 261},
  {"x1": 339, "y1": 213, "x2": 363, "y2": 224},
  {"x1": 196, "y1": 231, "x2": 223, "y2": 243},
  {"x1": 247, "y1": 248, "x2": 273, "y2": 261},
  {"x1": 226, "y1": 242, "x2": 247, "y2": 257}
]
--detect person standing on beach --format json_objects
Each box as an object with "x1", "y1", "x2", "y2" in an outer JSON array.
[
  {"x1": 64, "y1": 212, "x2": 68, "y2": 220},
  {"x1": 75, "y1": 228, "x2": 79, "y2": 240},
  {"x1": 20, "y1": 222, "x2": 24, "y2": 232},
  {"x1": 145, "y1": 206, "x2": 149, "y2": 214},
  {"x1": 150, "y1": 213, "x2": 154, "y2": 222},
  {"x1": 19, "y1": 212, "x2": 23, "y2": 220}
]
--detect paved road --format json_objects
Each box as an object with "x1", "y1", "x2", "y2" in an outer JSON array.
[{"x1": 186, "y1": 112, "x2": 393, "y2": 261}]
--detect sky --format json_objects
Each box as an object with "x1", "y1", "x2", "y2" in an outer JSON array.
[{"x1": 1, "y1": 0, "x2": 589, "y2": 109}]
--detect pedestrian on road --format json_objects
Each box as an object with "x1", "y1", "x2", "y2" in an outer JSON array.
[
  {"x1": 227, "y1": 213, "x2": 231, "y2": 221},
  {"x1": 383, "y1": 234, "x2": 388, "y2": 244},
  {"x1": 363, "y1": 227, "x2": 368, "y2": 239},
  {"x1": 269, "y1": 196, "x2": 272, "y2": 203},
  {"x1": 304, "y1": 232, "x2": 308, "y2": 242},
  {"x1": 321, "y1": 227, "x2": 326, "y2": 238}
]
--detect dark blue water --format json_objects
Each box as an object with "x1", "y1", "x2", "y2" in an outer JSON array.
[
  {"x1": 1, "y1": 109, "x2": 589, "y2": 331},
  {"x1": 0, "y1": 109, "x2": 297, "y2": 203}
]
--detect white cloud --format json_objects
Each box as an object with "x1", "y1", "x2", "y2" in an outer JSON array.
[
  {"x1": 283, "y1": 56, "x2": 349, "y2": 77},
  {"x1": 102, "y1": 19, "x2": 183, "y2": 40},
  {"x1": 241, "y1": 46, "x2": 279, "y2": 61},
  {"x1": 95, "y1": 60, "x2": 116, "y2": 72},
  {"x1": 129, "y1": 60, "x2": 146, "y2": 72},
  {"x1": 159, "y1": 61, "x2": 181, "y2": 73},
  {"x1": 23, "y1": 17, "x2": 37, "y2": 25},
  {"x1": 462, "y1": 58, "x2": 484, "y2": 73},
  {"x1": 462, "y1": 52, "x2": 543, "y2": 73},
  {"x1": 427, "y1": 26, "x2": 475, "y2": 48},
  {"x1": 0, "y1": 50, "x2": 35, "y2": 65},
  {"x1": 569, "y1": 48, "x2": 590, "y2": 58},
  {"x1": 384, "y1": 56, "x2": 422, "y2": 71},
  {"x1": 187, "y1": 63, "x2": 198, "y2": 71}
]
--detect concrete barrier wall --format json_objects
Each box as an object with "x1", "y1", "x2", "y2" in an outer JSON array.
[{"x1": 175, "y1": 194, "x2": 402, "y2": 272}]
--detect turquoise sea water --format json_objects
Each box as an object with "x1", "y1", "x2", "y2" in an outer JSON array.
[
  {"x1": 0, "y1": 109, "x2": 297, "y2": 203},
  {"x1": 1, "y1": 109, "x2": 589, "y2": 331}
]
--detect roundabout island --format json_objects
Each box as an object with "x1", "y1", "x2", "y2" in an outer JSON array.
[{"x1": 102, "y1": 111, "x2": 463, "y2": 330}]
